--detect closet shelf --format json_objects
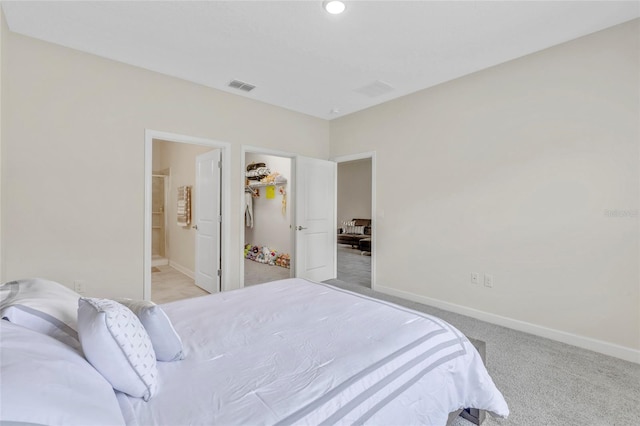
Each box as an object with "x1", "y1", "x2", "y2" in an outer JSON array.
[
  {"x1": 152, "y1": 211, "x2": 163, "y2": 214},
  {"x1": 248, "y1": 179, "x2": 287, "y2": 189},
  {"x1": 152, "y1": 226, "x2": 162, "y2": 229}
]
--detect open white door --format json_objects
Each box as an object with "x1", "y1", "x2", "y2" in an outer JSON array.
[
  {"x1": 295, "y1": 156, "x2": 337, "y2": 282},
  {"x1": 194, "y1": 149, "x2": 221, "y2": 293}
]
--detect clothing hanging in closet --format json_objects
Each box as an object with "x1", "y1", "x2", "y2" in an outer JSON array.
[{"x1": 245, "y1": 191, "x2": 254, "y2": 228}]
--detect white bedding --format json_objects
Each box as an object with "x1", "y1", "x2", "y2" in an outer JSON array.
[{"x1": 117, "y1": 279, "x2": 508, "y2": 425}]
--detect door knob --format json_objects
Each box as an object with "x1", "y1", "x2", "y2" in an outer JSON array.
[
  {"x1": 192, "y1": 225, "x2": 198, "y2": 230},
  {"x1": 296, "y1": 226, "x2": 307, "y2": 231}
]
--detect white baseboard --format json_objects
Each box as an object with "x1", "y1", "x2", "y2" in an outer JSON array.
[
  {"x1": 376, "y1": 285, "x2": 640, "y2": 364},
  {"x1": 169, "y1": 261, "x2": 195, "y2": 280}
]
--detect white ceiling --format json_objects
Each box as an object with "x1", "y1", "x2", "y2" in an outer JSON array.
[{"x1": 3, "y1": 1, "x2": 639, "y2": 120}]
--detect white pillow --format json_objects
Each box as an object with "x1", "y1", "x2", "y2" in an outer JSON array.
[
  {"x1": 117, "y1": 298, "x2": 185, "y2": 362},
  {"x1": 0, "y1": 278, "x2": 81, "y2": 350},
  {"x1": 0, "y1": 320, "x2": 125, "y2": 425},
  {"x1": 342, "y1": 220, "x2": 355, "y2": 232},
  {"x1": 342, "y1": 221, "x2": 366, "y2": 234},
  {"x1": 78, "y1": 298, "x2": 159, "y2": 400},
  {"x1": 352, "y1": 225, "x2": 365, "y2": 235}
]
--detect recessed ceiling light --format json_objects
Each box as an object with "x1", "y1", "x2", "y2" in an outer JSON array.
[{"x1": 323, "y1": 1, "x2": 346, "y2": 15}]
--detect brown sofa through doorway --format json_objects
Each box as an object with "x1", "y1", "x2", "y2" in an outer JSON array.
[{"x1": 337, "y1": 218, "x2": 371, "y2": 249}]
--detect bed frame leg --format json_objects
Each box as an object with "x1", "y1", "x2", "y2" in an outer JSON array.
[
  {"x1": 460, "y1": 408, "x2": 486, "y2": 425},
  {"x1": 462, "y1": 338, "x2": 488, "y2": 425}
]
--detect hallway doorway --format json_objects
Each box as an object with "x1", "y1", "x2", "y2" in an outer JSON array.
[{"x1": 334, "y1": 153, "x2": 376, "y2": 289}]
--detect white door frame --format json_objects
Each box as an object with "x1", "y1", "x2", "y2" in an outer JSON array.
[
  {"x1": 144, "y1": 130, "x2": 231, "y2": 301},
  {"x1": 331, "y1": 152, "x2": 377, "y2": 291},
  {"x1": 240, "y1": 146, "x2": 296, "y2": 287}
]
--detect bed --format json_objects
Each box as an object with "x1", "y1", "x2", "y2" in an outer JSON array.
[{"x1": 0, "y1": 277, "x2": 509, "y2": 425}]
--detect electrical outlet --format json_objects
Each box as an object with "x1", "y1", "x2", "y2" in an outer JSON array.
[
  {"x1": 484, "y1": 274, "x2": 493, "y2": 288},
  {"x1": 471, "y1": 272, "x2": 479, "y2": 284},
  {"x1": 74, "y1": 280, "x2": 86, "y2": 294}
]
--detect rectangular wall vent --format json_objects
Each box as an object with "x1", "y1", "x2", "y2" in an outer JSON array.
[{"x1": 228, "y1": 79, "x2": 256, "y2": 92}]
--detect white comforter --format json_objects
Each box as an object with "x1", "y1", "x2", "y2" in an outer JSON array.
[{"x1": 117, "y1": 279, "x2": 508, "y2": 425}]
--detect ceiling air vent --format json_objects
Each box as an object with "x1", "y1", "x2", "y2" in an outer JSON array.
[
  {"x1": 228, "y1": 79, "x2": 256, "y2": 92},
  {"x1": 354, "y1": 80, "x2": 394, "y2": 98}
]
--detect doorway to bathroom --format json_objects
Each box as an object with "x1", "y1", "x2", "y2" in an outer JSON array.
[
  {"x1": 144, "y1": 130, "x2": 231, "y2": 302},
  {"x1": 149, "y1": 139, "x2": 218, "y2": 302}
]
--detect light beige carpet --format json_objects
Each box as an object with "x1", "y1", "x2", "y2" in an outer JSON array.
[
  {"x1": 244, "y1": 258, "x2": 291, "y2": 286},
  {"x1": 336, "y1": 244, "x2": 371, "y2": 288}
]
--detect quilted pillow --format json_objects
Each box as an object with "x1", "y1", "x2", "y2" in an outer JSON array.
[
  {"x1": 78, "y1": 298, "x2": 158, "y2": 400},
  {"x1": 0, "y1": 278, "x2": 81, "y2": 350},
  {"x1": 116, "y1": 298, "x2": 185, "y2": 362}
]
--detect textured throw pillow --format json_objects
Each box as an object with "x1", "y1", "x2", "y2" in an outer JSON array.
[
  {"x1": 116, "y1": 298, "x2": 185, "y2": 362},
  {"x1": 0, "y1": 320, "x2": 126, "y2": 426},
  {"x1": 352, "y1": 225, "x2": 365, "y2": 235},
  {"x1": 77, "y1": 298, "x2": 158, "y2": 400},
  {"x1": 342, "y1": 221, "x2": 355, "y2": 234},
  {"x1": 0, "y1": 278, "x2": 81, "y2": 350},
  {"x1": 343, "y1": 222, "x2": 365, "y2": 235}
]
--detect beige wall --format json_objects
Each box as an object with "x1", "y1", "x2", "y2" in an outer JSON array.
[
  {"x1": 337, "y1": 159, "x2": 372, "y2": 226},
  {"x1": 331, "y1": 20, "x2": 640, "y2": 356},
  {"x1": 0, "y1": 10, "x2": 4, "y2": 282},
  {"x1": 153, "y1": 140, "x2": 213, "y2": 274},
  {"x1": 2, "y1": 31, "x2": 329, "y2": 298},
  {"x1": 1, "y1": 15, "x2": 638, "y2": 360}
]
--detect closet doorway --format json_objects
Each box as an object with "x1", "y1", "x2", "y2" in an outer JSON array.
[{"x1": 242, "y1": 151, "x2": 293, "y2": 286}]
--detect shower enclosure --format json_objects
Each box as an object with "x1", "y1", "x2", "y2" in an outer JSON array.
[{"x1": 152, "y1": 174, "x2": 169, "y2": 266}]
